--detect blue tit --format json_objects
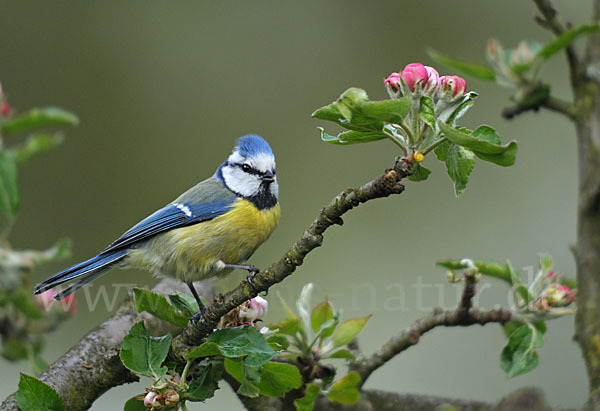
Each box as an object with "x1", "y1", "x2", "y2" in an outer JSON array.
[{"x1": 34, "y1": 134, "x2": 280, "y2": 313}]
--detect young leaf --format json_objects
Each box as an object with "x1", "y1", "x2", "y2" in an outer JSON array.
[
  {"x1": 17, "y1": 373, "x2": 65, "y2": 411},
  {"x1": 312, "y1": 102, "x2": 344, "y2": 122},
  {"x1": 538, "y1": 253, "x2": 553, "y2": 272},
  {"x1": 472, "y1": 125, "x2": 501, "y2": 145},
  {"x1": 325, "y1": 348, "x2": 356, "y2": 360},
  {"x1": 224, "y1": 358, "x2": 261, "y2": 398},
  {"x1": 186, "y1": 359, "x2": 224, "y2": 401},
  {"x1": 206, "y1": 326, "x2": 276, "y2": 367},
  {"x1": 294, "y1": 383, "x2": 321, "y2": 411},
  {"x1": 318, "y1": 128, "x2": 387, "y2": 145},
  {"x1": 1, "y1": 107, "x2": 79, "y2": 135},
  {"x1": 168, "y1": 293, "x2": 199, "y2": 318},
  {"x1": 124, "y1": 396, "x2": 147, "y2": 411},
  {"x1": 507, "y1": 260, "x2": 533, "y2": 305},
  {"x1": 9, "y1": 134, "x2": 64, "y2": 164},
  {"x1": 254, "y1": 362, "x2": 303, "y2": 397},
  {"x1": 439, "y1": 122, "x2": 517, "y2": 157},
  {"x1": 428, "y1": 49, "x2": 496, "y2": 81},
  {"x1": 407, "y1": 163, "x2": 431, "y2": 182},
  {"x1": 500, "y1": 324, "x2": 544, "y2": 378},
  {"x1": 434, "y1": 141, "x2": 475, "y2": 196},
  {"x1": 266, "y1": 334, "x2": 290, "y2": 351},
  {"x1": 272, "y1": 317, "x2": 302, "y2": 337},
  {"x1": 332, "y1": 315, "x2": 371, "y2": 348},
  {"x1": 419, "y1": 96, "x2": 435, "y2": 129},
  {"x1": 537, "y1": 24, "x2": 599, "y2": 60},
  {"x1": 133, "y1": 288, "x2": 189, "y2": 327},
  {"x1": 362, "y1": 97, "x2": 412, "y2": 123},
  {"x1": 119, "y1": 322, "x2": 171, "y2": 379},
  {"x1": 326, "y1": 371, "x2": 361, "y2": 405},
  {"x1": 0, "y1": 152, "x2": 20, "y2": 219},
  {"x1": 311, "y1": 300, "x2": 334, "y2": 333},
  {"x1": 184, "y1": 342, "x2": 223, "y2": 360}
]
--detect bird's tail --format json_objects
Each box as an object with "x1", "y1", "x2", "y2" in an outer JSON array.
[{"x1": 33, "y1": 250, "x2": 127, "y2": 300}]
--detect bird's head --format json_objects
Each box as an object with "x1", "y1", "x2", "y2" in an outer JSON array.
[{"x1": 217, "y1": 135, "x2": 278, "y2": 209}]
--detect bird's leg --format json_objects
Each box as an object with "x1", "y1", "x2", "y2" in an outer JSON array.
[
  {"x1": 187, "y1": 282, "x2": 207, "y2": 326},
  {"x1": 221, "y1": 263, "x2": 261, "y2": 290}
]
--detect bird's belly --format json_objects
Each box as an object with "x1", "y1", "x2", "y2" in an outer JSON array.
[{"x1": 128, "y1": 199, "x2": 280, "y2": 282}]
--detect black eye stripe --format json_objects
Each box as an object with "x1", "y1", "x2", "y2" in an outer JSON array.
[{"x1": 237, "y1": 163, "x2": 262, "y2": 176}]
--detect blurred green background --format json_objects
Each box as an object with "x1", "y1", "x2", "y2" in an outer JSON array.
[{"x1": 0, "y1": 0, "x2": 587, "y2": 408}]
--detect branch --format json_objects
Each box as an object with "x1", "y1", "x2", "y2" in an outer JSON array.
[
  {"x1": 502, "y1": 95, "x2": 577, "y2": 121},
  {"x1": 350, "y1": 273, "x2": 512, "y2": 387},
  {"x1": 532, "y1": 0, "x2": 580, "y2": 75},
  {"x1": 174, "y1": 159, "x2": 413, "y2": 349},
  {"x1": 0, "y1": 280, "x2": 213, "y2": 411}
]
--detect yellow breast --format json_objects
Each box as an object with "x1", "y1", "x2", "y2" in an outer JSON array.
[{"x1": 130, "y1": 198, "x2": 280, "y2": 282}]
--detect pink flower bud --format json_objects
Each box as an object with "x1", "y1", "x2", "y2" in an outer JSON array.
[
  {"x1": 239, "y1": 296, "x2": 268, "y2": 323},
  {"x1": 423, "y1": 66, "x2": 440, "y2": 94},
  {"x1": 144, "y1": 390, "x2": 158, "y2": 407},
  {"x1": 440, "y1": 75, "x2": 467, "y2": 97},
  {"x1": 165, "y1": 390, "x2": 180, "y2": 404},
  {"x1": 383, "y1": 72, "x2": 401, "y2": 92},
  {"x1": 401, "y1": 63, "x2": 429, "y2": 92},
  {"x1": 1, "y1": 101, "x2": 11, "y2": 117},
  {"x1": 34, "y1": 290, "x2": 77, "y2": 315},
  {"x1": 538, "y1": 284, "x2": 577, "y2": 309}
]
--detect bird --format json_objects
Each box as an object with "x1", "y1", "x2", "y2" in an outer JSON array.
[{"x1": 34, "y1": 134, "x2": 280, "y2": 315}]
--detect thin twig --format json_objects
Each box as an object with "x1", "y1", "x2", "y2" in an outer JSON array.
[
  {"x1": 502, "y1": 95, "x2": 577, "y2": 121},
  {"x1": 350, "y1": 276, "x2": 512, "y2": 387}
]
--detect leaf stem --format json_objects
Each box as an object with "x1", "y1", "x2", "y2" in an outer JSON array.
[
  {"x1": 180, "y1": 359, "x2": 193, "y2": 388},
  {"x1": 422, "y1": 137, "x2": 447, "y2": 155}
]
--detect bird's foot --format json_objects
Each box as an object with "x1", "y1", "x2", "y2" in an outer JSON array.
[
  {"x1": 221, "y1": 263, "x2": 267, "y2": 295},
  {"x1": 191, "y1": 304, "x2": 207, "y2": 330}
]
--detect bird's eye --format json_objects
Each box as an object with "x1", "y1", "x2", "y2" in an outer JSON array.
[{"x1": 241, "y1": 164, "x2": 251, "y2": 172}]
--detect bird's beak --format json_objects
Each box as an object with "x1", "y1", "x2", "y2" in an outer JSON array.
[{"x1": 261, "y1": 171, "x2": 275, "y2": 183}]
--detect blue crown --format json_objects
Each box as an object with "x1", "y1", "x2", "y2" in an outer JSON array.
[{"x1": 235, "y1": 134, "x2": 273, "y2": 157}]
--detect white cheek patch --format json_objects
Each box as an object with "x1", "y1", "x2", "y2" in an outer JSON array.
[
  {"x1": 221, "y1": 165, "x2": 261, "y2": 197},
  {"x1": 270, "y1": 179, "x2": 279, "y2": 199}
]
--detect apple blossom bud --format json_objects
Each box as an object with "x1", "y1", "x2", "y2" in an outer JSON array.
[
  {"x1": 239, "y1": 296, "x2": 268, "y2": 323},
  {"x1": 165, "y1": 390, "x2": 180, "y2": 404},
  {"x1": 538, "y1": 283, "x2": 577, "y2": 309},
  {"x1": 423, "y1": 66, "x2": 440, "y2": 94},
  {"x1": 144, "y1": 390, "x2": 158, "y2": 407},
  {"x1": 440, "y1": 75, "x2": 467, "y2": 97},
  {"x1": 384, "y1": 72, "x2": 401, "y2": 93},
  {"x1": 1, "y1": 101, "x2": 11, "y2": 117},
  {"x1": 401, "y1": 63, "x2": 429, "y2": 92}
]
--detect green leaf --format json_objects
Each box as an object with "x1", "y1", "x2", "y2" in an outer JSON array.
[
  {"x1": 206, "y1": 326, "x2": 276, "y2": 367},
  {"x1": 538, "y1": 253, "x2": 553, "y2": 272},
  {"x1": 11, "y1": 290, "x2": 43, "y2": 320},
  {"x1": 277, "y1": 292, "x2": 298, "y2": 320},
  {"x1": 254, "y1": 361, "x2": 303, "y2": 397},
  {"x1": 119, "y1": 322, "x2": 172, "y2": 378},
  {"x1": 16, "y1": 373, "x2": 65, "y2": 411},
  {"x1": 123, "y1": 396, "x2": 147, "y2": 411},
  {"x1": 408, "y1": 163, "x2": 431, "y2": 182},
  {"x1": 0, "y1": 152, "x2": 20, "y2": 219},
  {"x1": 503, "y1": 321, "x2": 546, "y2": 339},
  {"x1": 9, "y1": 134, "x2": 64, "y2": 165},
  {"x1": 436, "y1": 259, "x2": 511, "y2": 283},
  {"x1": 326, "y1": 371, "x2": 361, "y2": 405},
  {"x1": 186, "y1": 359, "x2": 223, "y2": 401},
  {"x1": 311, "y1": 300, "x2": 334, "y2": 334},
  {"x1": 336, "y1": 88, "x2": 369, "y2": 122},
  {"x1": 224, "y1": 358, "x2": 260, "y2": 398},
  {"x1": 318, "y1": 128, "x2": 387, "y2": 145},
  {"x1": 332, "y1": 315, "x2": 371, "y2": 348},
  {"x1": 272, "y1": 317, "x2": 302, "y2": 337},
  {"x1": 185, "y1": 342, "x2": 223, "y2": 360},
  {"x1": 500, "y1": 324, "x2": 544, "y2": 378},
  {"x1": 507, "y1": 260, "x2": 533, "y2": 304},
  {"x1": 538, "y1": 24, "x2": 599, "y2": 60},
  {"x1": 168, "y1": 293, "x2": 199, "y2": 319},
  {"x1": 2, "y1": 107, "x2": 79, "y2": 135},
  {"x1": 312, "y1": 102, "x2": 344, "y2": 122},
  {"x1": 266, "y1": 334, "x2": 290, "y2": 351},
  {"x1": 472, "y1": 125, "x2": 501, "y2": 145},
  {"x1": 362, "y1": 97, "x2": 412, "y2": 123},
  {"x1": 133, "y1": 288, "x2": 189, "y2": 327},
  {"x1": 325, "y1": 348, "x2": 356, "y2": 360},
  {"x1": 434, "y1": 141, "x2": 474, "y2": 196},
  {"x1": 428, "y1": 49, "x2": 496, "y2": 81},
  {"x1": 294, "y1": 383, "x2": 321, "y2": 411},
  {"x1": 419, "y1": 96, "x2": 435, "y2": 129},
  {"x1": 439, "y1": 122, "x2": 517, "y2": 155}
]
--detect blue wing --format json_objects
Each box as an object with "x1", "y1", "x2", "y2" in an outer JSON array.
[
  {"x1": 34, "y1": 199, "x2": 235, "y2": 297},
  {"x1": 102, "y1": 199, "x2": 235, "y2": 253}
]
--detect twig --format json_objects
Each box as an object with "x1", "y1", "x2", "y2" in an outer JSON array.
[
  {"x1": 532, "y1": 0, "x2": 580, "y2": 75},
  {"x1": 502, "y1": 95, "x2": 577, "y2": 121},
  {"x1": 173, "y1": 159, "x2": 413, "y2": 349},
  {"x1": 350, "y1": 276, "x2": 512, "y2": 387}
]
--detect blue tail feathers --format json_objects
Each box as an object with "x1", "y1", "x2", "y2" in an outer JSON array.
[{"x1": 33, "y1": 250, "x2": 127, "y2": 299}]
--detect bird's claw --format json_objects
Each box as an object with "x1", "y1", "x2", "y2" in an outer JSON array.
[{"x1": 191, "y1": 305, "x2": 207, "y2": 330}]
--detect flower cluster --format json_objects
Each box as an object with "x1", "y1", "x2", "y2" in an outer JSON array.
[
  {"x1": 141, "y1": 374, "x2": 182, "y2": 410},
  {"x1": 384, "y1": 62, "x2": 466, "y2": 100},
  {"x1": 533, "y1": 270, "x2": 576, "y2": 312}
]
